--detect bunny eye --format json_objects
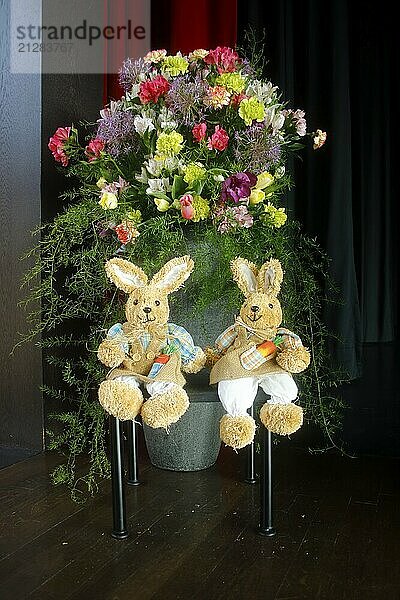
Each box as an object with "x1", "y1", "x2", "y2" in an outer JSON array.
[
  {"x1": 268, "y1": 303, "x2": 274, "y2": 309},
  {"x1": 133, "y1": 299, "x2": 139, "y2": 305},
  {"x1": 155, "y1": 300, "x2": 160, "y2": 306}
]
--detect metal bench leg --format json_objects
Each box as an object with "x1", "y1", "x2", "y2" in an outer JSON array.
[
  {"x1": 110, "y1": 417, "x2": 128, "y2": 539},
  {"x1": 258, "y1": 427, "x2": 276, "y2": 536},
  {"x1": 245, "y1": 404, "x2": 257, "y2": 484},
  {"x1": 127, "y1": 419, "x2": 141, "y2": 486}
]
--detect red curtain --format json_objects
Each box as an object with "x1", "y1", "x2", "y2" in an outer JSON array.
[
  {"x1": 104, "y1": 0, "x2": 237, "y2": 103},
  {"x1": 168, "y1": 0, "x2": 237, "y2": 55}
]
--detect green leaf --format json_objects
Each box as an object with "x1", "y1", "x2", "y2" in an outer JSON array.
[
  {"x1": 171, "y1": 175, "x2": 186, "y2": 200},
  {"x1": 147, "y1": 190, "x2": 171, "y2": 201}
]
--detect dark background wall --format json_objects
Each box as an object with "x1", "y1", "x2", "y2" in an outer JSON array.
[{"x1": 0, "y1": 0, "x2": 43, "y2": 453}]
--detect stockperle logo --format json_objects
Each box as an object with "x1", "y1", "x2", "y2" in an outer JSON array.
[{"x1": 9, "y1": 0, "x2": 150, "y2": 74}]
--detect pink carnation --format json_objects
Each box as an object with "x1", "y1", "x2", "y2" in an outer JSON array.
[
  {"x1": 48, "y1": 126, "x2": 71, "y2": 166},
  {"x1": 207, "y1": 125, "x2": 229, "y2": 151},
  {"x1": 204, "y1": 46, "x2": 240, "y2": 73},
  {"x1": 85, "y1": 138, "x2": 105, "y2": 161},
  {"x1": 139, "y1": 75, "x2": 170, "y2": 104},
  {"x1": 192, "y1": 123, "x2": 207, "y2": 142}
]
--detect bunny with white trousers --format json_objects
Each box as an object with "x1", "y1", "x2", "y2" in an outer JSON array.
[{"x1": 210, "y1": 258, "x2": 310, "y2": 449}]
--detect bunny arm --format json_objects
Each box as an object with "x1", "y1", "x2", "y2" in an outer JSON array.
[
  {"x1": 214, "y1": 324, "x2": 239, "y2": 355},
  {"x1": 167, "y1": 323, "x2": 206, "y2": 374},
  {"x1": 275, "y1": 327, "x2": 311, "y2": 373},
  {"x1": 97, "y1": 339, "x2": 126, "y2": 368},
  {"x1": 97, "y1": 322, "x2": 129, "y2": 369}
]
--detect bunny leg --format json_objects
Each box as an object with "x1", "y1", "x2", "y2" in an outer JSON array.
[
  {"x1": 141, "y1": 381, "x2": 189, "y2": 429},
  {"x1": 217, "y1": 377, "x2": 258, "y2": 450},
  {"x1": 98, "y1": 376, "x2": 144, "y2": 421},
  {"x1": 258, "y1": 373, "x2": 303, "y2": 435}
]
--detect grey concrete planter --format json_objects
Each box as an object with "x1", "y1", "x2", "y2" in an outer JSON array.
[{"x1": 143, "y1": 372, "x2": 224, "y2": 471}]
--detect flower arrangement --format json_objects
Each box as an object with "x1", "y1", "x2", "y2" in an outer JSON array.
[
  {"x1": 22, "y1": 45, "x2": 341, "y2": 500},
  {"x1": 48, "y1": 45, "x2": 325, "y2": 250}
]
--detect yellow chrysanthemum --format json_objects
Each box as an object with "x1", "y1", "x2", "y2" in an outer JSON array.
[
  {"x1": 238, "y1": 96, "x2": 265, "y2": 126},
  {"x1": 156, "y1": 131, "x2": 184, "y2": 158},
  {"x1": 126, "y1": 209, "x2": 142, "y2": 224},
  {"x1": 183, "y1": 163, "x2": 206, "y2": 187},
  {"x1": 192, "y1": 196, "x2": 210, "y2": 222},
  {"x1": 162, "y1": 54, "x2": 189, "y2": 76},
  {"x1": 262, "y1": 205, "x2": 287, "y2": 228},
  {"x1": 215, "y1": 72, "x2": 246, "y2": 94}
]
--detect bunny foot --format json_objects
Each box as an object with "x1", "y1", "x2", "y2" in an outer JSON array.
[
  {"x1": 141, "y1": 386, "x2": 189, "y2": 429},
  {"x1": 98, "y1": 380, "x2": 143, "y2": 421},
  {"x1": 259, "y1": 402, "x2": 303, "y2": 435},
  {"x1": 220, "y1": 414, "x2": 256, "y2": 449}
]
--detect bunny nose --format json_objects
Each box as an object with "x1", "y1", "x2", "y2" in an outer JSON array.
[
  {"x1": 143, "y1": 306, "x2": 152, "y2": 314},
  {"x1": 251, "y1": 305, "x2": 260, "y2": 313}
]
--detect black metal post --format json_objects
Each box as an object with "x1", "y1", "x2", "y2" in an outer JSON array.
[
  {"x1": 127, "y1": 419, "x2": 140, "y2": 486},
  {"x1": 258, "y1": 427, "x2": 276, "y2": 536},
  {"x1": 110, "y1": 417, "x2": 129, "y2": 539},
  {"x1": 245, "y1": 404, "x2": 257, "y2": 484}
]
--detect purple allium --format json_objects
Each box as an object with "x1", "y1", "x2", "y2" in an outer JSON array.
[
  {"x1": 96, "y1": 110, "x2": 138, "y2": 157},
  {"x1": 165, "y1": 75, "x2": 208, "y2": 126},
  {"x1": 119, "y1": 58, "x2": 151, "y2": 91},
  {"x1": 234, "y1": 124, "x2": 281, "y2": 173},
  {"x1": 220, "y1": 171, "x2": 257, "y2": 203}
]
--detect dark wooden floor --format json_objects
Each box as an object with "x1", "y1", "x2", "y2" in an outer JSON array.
[{"x1": 0, "y1": 439, "x2": 399, "y2": 600}]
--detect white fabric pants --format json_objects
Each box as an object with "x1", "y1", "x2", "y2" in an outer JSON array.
[
  {"x1": 114, "y1": 375, "x2": 177, "y2": 397},
  {"x1": 217, "y1": 373, "x2": 298, "y2": 417}
]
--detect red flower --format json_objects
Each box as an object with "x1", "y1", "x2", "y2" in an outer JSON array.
[
  {"x1": 48, "y1": 126, "x2": 71, "y2": 166},
  {"x1": 85, "y1": 138, "x2": 105, "y2": 161},
  {"x1": 204, "y1": 46, "x2": 240, "y2": 73},
  {"x1": 139, "y1": 75, "x2": 170, "y2": 104},
  {"x1": 207, "y1": 125, "x2": 229, "y2": 151},
  {"x1": 115, "y1": 221, "x2": 139, "y2": 245},
  {"x1": 231, "y1": 92, "x2": 247, "y2": 106},
  {"x1": 192, "y1": 122, "x2": 207, "y2": 143}
]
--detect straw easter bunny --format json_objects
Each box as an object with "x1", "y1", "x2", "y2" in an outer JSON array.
[
  {"x1": 98, "y1": 255, "x2": 206, "y2": 429},
  {"x1": 209, "y1": 258, "x2": 310, "y2": 449}
]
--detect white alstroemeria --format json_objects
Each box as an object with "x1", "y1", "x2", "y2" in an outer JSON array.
[
  {"x1": 158, "y1": 107, "x2": 179, "y2": 131},
  {"x1": 146, "y1": 178, "x2": 172, "y2": 194},
  {"x1": 275, "y1": 165, "x2": 286, "y2": 179},
  {"x1": 272, "y1": 112, "x2": 285, "y2": 131},
  {"x1": 163, "y1": 156, "x2": 184, "y2": 173},
  {"x1": 246, "y1": 80, "x2": 278, "y2": 105},
  {"x1": 136, "y1": 167, "x2": 149, "y2": 184},
  {"x1": 99, "y1": 100, "x2": 120, "y2": 119},
  {"x1": 134, "y1": 114, "x2": 155, "y2": 135},
  {"x1": 146, "y1": 158, "x2": 164, "y2": 177},
  {"x1": 125, "y1": 84, "x2": 140, "y2": 101}
]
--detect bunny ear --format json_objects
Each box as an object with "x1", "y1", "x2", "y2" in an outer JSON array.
[
  {"x1": 257, "y1": 259, "x2": 283, "y2": 296},
  {"x1": 105, "y1": 258, "x2": 148, "y2": 293},
  {"x1": 151, "y1": 255, "x2": 194, "y2": 294},
  {"x1": 230, "y1": 258, "x2": 258, "y2": 296}
]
